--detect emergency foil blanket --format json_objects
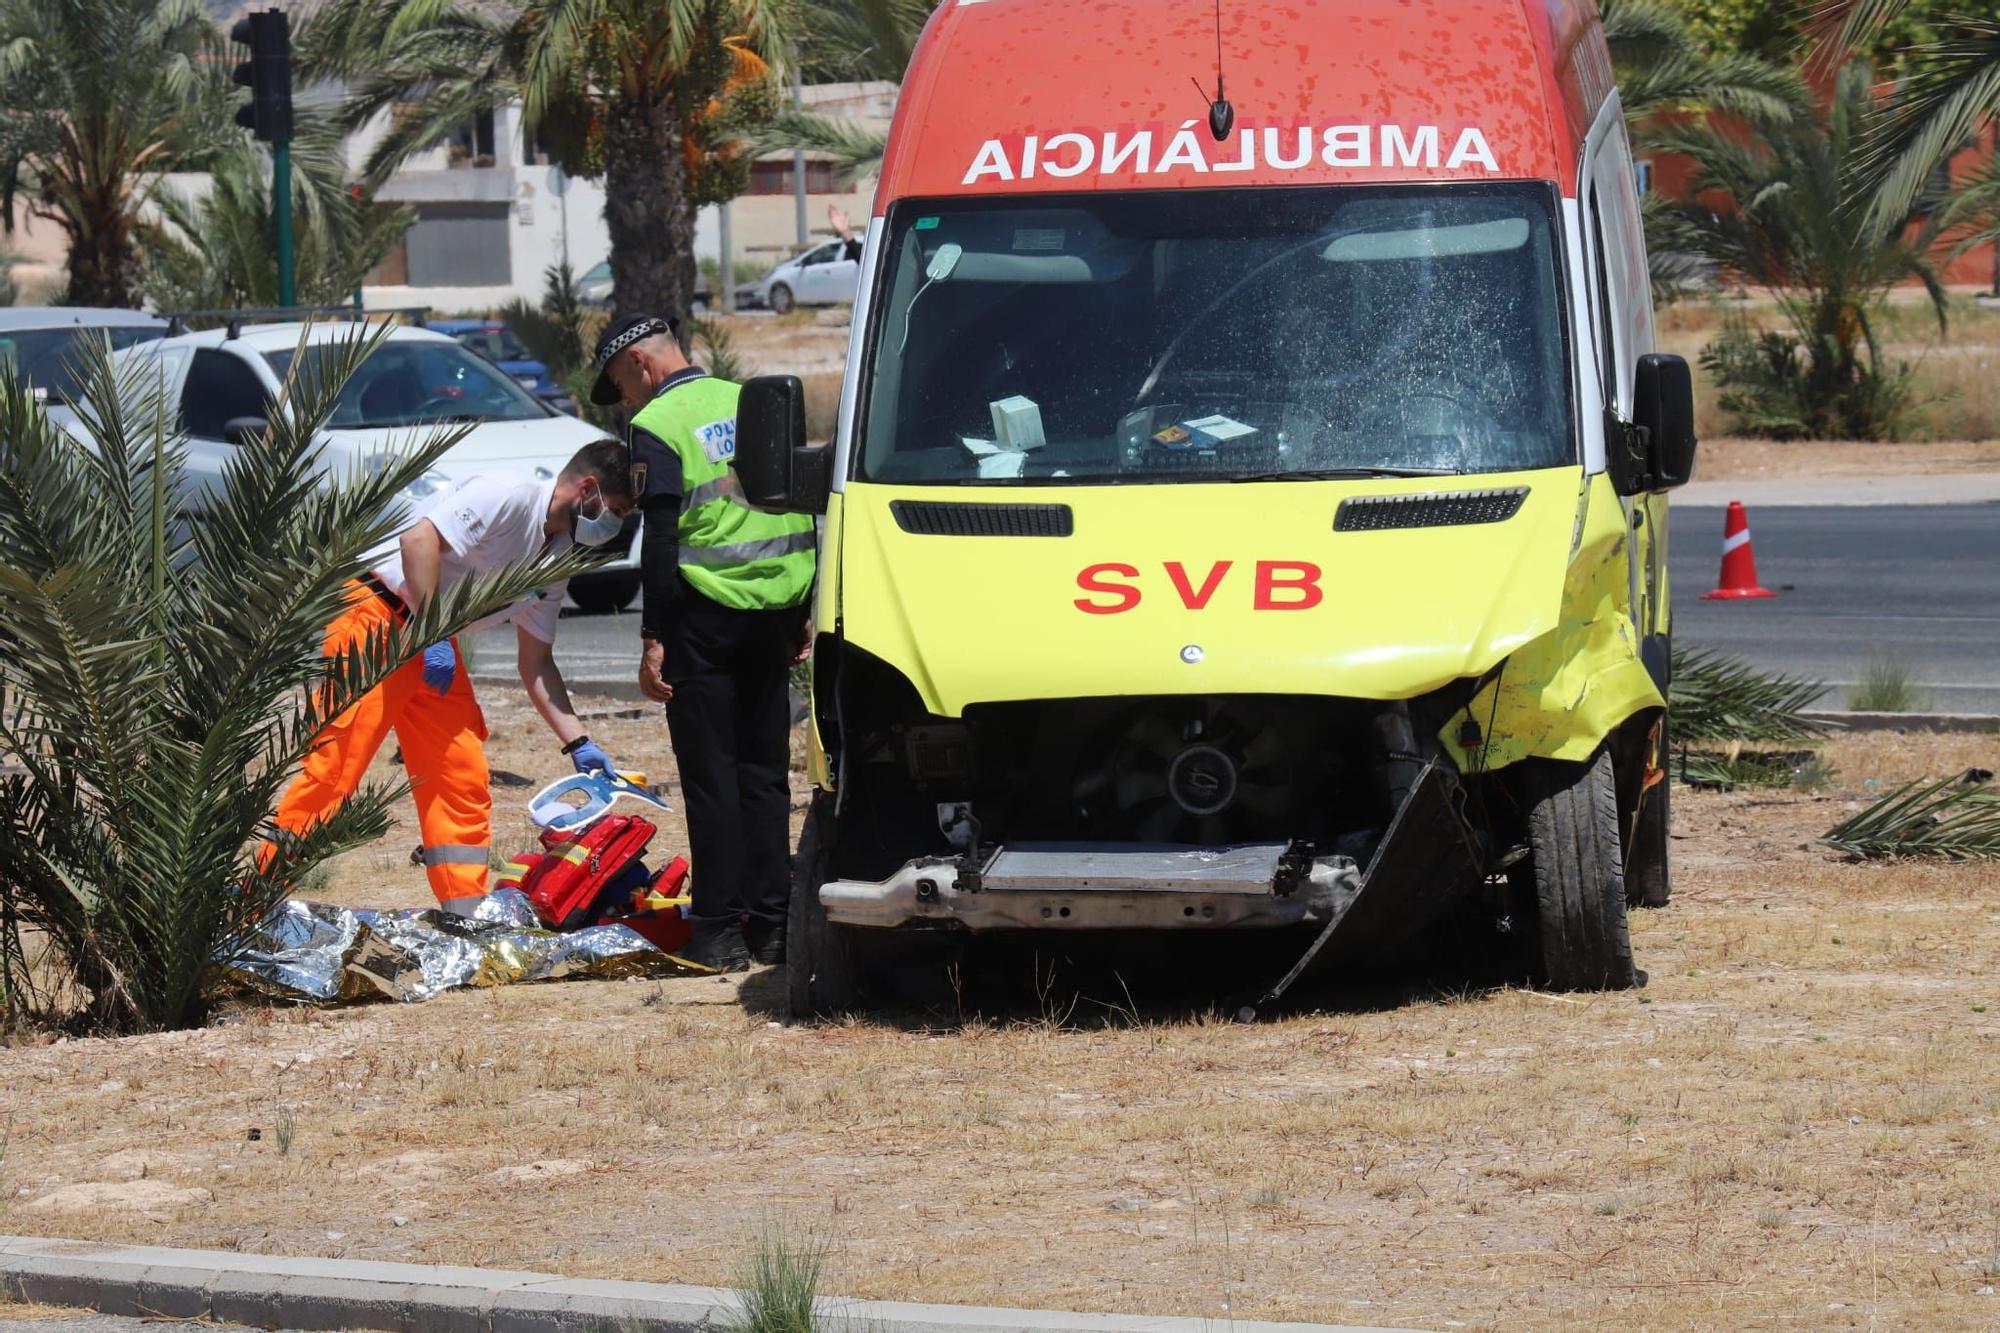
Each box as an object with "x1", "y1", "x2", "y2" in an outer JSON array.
[{"x1": 210, "y1": 889, "x2": 708, "y2": 1005}]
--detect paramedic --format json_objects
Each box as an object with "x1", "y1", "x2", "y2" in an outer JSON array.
[
  {"x1": 590, "y1": 315, "x2": 816, "y2": 973},
  {"x1": 265, "y1": 442, "x2": 637, "y2": 914}
]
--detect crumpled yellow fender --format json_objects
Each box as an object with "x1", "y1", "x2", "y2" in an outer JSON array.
[{"x1": 1441, "y1": 474, "x2": 1664, "y2": 772}]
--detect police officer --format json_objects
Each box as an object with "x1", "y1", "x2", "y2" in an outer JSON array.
[{"x1": 590, "y1": 316, "x2": 816, "y2": 972}]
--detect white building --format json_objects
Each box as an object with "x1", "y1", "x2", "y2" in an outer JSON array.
[{"x1": 356, "y1": 82, "x2": 896, "y2": 314}]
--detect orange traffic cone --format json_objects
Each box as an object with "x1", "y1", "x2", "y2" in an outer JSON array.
[{"x1": 1700, "y1": 500, "x2": 1776, "y2": 600}]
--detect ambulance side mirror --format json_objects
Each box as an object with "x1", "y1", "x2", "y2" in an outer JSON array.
[
  {"x1": 1634, "y1": 353, "x2": 1697, "y2": 491},
  {"x1": 735, "y1": 374, "x2": 828, "y2": 514}
]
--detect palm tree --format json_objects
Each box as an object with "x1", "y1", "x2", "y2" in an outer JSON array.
[
  {"x1": 142, "y1": 125, "x2": 417, "y2": 312},
  {"x1": 0, "y1": 0, "x2": 237, "y2": 307},
  {"x1": 1604, "y1": 0, "x2": 1809, "y2": 126},
  {"x1": 1656, "y1": 60, "x2": 1947, "y2": 438},
  {"x1": 797, "y1": 0, "x2": 932, "y2": 81},
  {"x1": 1601, "y1": 0, "x2": 1811, "y2": 304},
  {"x1": 1816, "y1": 2, "x2": 2000, "y2": 232},
  {"x1": 740, "y1": 0, "x2": 938, "y2": 187},
  {"x1": 297, "y1": 0, "x2": 790, "y2": 325},
  {"x1": 0, "y1": 328, "x2": 585, "y2": 1032}
]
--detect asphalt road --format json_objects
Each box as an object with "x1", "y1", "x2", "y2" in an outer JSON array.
[
  {"x1": 476, "y1": 502, "x2": 2000, "y2": 715},
  {"x1": 1671, "y1": 503, "x2": 2000, "y2": 715}
]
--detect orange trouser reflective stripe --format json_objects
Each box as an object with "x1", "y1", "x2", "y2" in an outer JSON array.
[{"x1": 266, "y1": 582, "x2": 492, "y2": 906}]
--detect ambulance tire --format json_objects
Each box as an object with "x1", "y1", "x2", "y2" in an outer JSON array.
[
  {"x1": 786, "y1": 794, "x2": 865, "y2": 1020},
  {"x1": 768, "y1": 283, "x2": 796, "y2": 316},
  {"x1": 1515, "y1": 746, "x2": 1639, "y2": 991},
  {"x1": 1626, "y1": 712, "x2": 1672, "y2": 909}
]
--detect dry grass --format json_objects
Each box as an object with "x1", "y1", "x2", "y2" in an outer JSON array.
[
  {"x1": 1, "y1": 720, "x2": 1997, "y2": 1329},
  {"x1": 0, "y1": 1298, "x2": 97, "y2": 1322},
  {"x1": 1658, "y1": 294, "x2": 2000, "y2": 443}
]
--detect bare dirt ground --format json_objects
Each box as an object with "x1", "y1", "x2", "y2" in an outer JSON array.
[
  {"x1": 4, "y1": 717, "x2": 1998, "y2": 1331},
  {"x1": 1694, "y1": 437, "x2": 2000, "y2": 482}
]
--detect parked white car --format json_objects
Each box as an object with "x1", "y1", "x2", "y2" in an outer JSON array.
[
  {"x1": 67, "y1": 322, "x2": 642, "y2": 612},
  {"x1": 741, "y1": 240, "x2": 860, "y2": 315},
  {"x1": 0, "y1": 307, "x2": 167, "y2": 404}
]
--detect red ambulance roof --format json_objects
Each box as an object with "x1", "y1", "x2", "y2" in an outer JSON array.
[{"x1": 876, "y1": 0, "x2": 1613, "y2": 211}]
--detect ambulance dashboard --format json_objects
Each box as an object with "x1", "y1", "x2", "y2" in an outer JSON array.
[{"x1": 857, "y1": 183, "x2": 1576, "y2": 487}]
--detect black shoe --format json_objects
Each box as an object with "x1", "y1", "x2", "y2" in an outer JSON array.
[
  {"x1": 681, "y1": 926, "x2": 751, "y2": 973},
  {"x1": 745, "y1": 920, "x2": 786, "y2": 967}
]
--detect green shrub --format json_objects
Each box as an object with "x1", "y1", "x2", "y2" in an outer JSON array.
[
  {"x1": 726, "y1": 1228, "x2": 828, "y2": 1333},
  {"x1": 0, "y1": 327, "x2": 582, "y2": 1033},
  {"x1": 1700, "y1": 317, "x2": 1922, "y2": 441},
  {"x1": 1848, "y1": 658, "x2": 1928, "y2": 712}
]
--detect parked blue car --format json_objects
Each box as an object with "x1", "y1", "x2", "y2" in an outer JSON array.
[{"x1": 426, "y1": 319, "x2": 579, "y2": 415}]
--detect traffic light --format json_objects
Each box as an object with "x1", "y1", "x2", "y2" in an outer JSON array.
[{"x1": 230, "y1": 9, "x2": 292, "y2": 144}]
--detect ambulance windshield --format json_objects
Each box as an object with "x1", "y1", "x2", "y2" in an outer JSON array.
[{"x1": 856, "y1": 184, "x2": 1574, "y2": 485}]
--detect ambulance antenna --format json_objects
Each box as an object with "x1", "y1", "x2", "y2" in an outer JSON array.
[{"x1": 1201, "y1": 0, "x2": 1233, "y2": 142}]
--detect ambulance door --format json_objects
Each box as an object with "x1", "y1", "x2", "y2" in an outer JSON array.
[{"x1": 1581, "y1": 119, "x2": 1668, "y2": 681}]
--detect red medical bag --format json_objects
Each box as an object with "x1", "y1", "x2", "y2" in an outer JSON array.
[{"x1": 495, "y1": 816, "x2": 691, "y2": 953}]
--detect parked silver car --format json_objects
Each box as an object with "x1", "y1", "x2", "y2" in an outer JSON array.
[{"x1": 578, "y1": 259, "x2": 712, "y2": 311}]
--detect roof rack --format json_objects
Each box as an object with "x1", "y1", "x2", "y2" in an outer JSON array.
[{"x1": 161, "y1": 305, "x2": 434, "y2": 339}]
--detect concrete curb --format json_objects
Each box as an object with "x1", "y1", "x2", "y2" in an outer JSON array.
[
  {"x1": 1804, "y1": 709, "x2": 2000, "y2": 734},
  {"x1": 0, "y1": 1236, "x2": 1404, "y2": 1333}
]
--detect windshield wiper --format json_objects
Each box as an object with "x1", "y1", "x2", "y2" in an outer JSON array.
[{"x1": 1231, "y1": 466, "x2": 1464, "y2": 482}]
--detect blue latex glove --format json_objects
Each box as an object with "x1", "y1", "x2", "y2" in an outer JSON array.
[
  {"x1": 420, "y1": 641, "x2": 457, "y2": 696},
  {"x1": 569, "y1": 740, "x2": 614, "y2": 775}
]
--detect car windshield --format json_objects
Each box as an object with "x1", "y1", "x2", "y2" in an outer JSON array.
[
  {"x1": 265, "y1": 341, "x2": 548, "y2": 428},
  {"x1": 452, "y1": 327, "x2": 532, "y2": 362},
  {"x1": 0, "y1": 325, "x2": 164, "y2": 404},
  {"x1": 856, "y1": 184, "x2": 1574, "y2": 485}
]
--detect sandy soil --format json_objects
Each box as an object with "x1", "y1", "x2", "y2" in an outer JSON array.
[
  {"x1": 1693, "y1": 437, "x2": 2000, "y2": 483},
  {"x1": 2, "y1": 723, "x2": 1998, "y2": 1330}
]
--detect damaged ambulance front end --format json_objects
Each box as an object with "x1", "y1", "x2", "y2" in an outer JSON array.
[{"x1": 731, "y1": 0, "x2": 1700, "y2": 1017}]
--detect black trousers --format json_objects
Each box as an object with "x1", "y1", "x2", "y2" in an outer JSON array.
[{"x1": 662, "y1": 591, "x2": 804, "y2": 930}]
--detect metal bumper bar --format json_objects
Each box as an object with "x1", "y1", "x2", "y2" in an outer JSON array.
[{"x1": 819, "y1": 841, "x2": 1361, "y2": 932}]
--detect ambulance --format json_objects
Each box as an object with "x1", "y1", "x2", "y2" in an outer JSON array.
[{"x1": 734, "y1": 0, "x2": 1697, "y2": 1017}]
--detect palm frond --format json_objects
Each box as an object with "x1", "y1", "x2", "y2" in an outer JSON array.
[
  {"x1": 1670, "y1": 646, "x2": 1832, "y2": 746},
  {"x1": 796, "y1": 0, "x2": 935, "y2": 82},
  {"x1": 1821, "y1": 771, "x2": 2000, "y2": 860},
  {"x1": 0, "y1": 323, "x2": 593, "y2": 1033},
  {"x1": 737, "y1": 107, "x2": 887, "y2": 186},
  {"x1": 1860, "y1": 19, "x2": 2000, "y2": 236}
]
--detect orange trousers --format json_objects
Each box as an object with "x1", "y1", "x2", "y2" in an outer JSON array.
[{"x1": 269, "y1": 583, "x2": 492, "y2": 906}]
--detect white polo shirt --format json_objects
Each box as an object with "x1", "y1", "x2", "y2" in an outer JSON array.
[{"x1": 370, "y1": 473, "x2": 571, "y2": 644}]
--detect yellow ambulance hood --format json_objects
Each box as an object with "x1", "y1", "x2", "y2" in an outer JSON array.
[{"x1": 835, "y1": 469, "x2": 1586, "y2": 716}]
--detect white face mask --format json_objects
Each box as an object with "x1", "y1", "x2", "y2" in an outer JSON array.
[{"x1": 574, "y1": 488, "x2": 623, "y2": 547}]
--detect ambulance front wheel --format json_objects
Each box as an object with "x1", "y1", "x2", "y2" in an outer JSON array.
[
  {"x1": 786, "y1": 793, "x2": 866, "y2": 1020},
  {"x1": 1512, "y1": 745, "x2": 1640, "y2": 991}
]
